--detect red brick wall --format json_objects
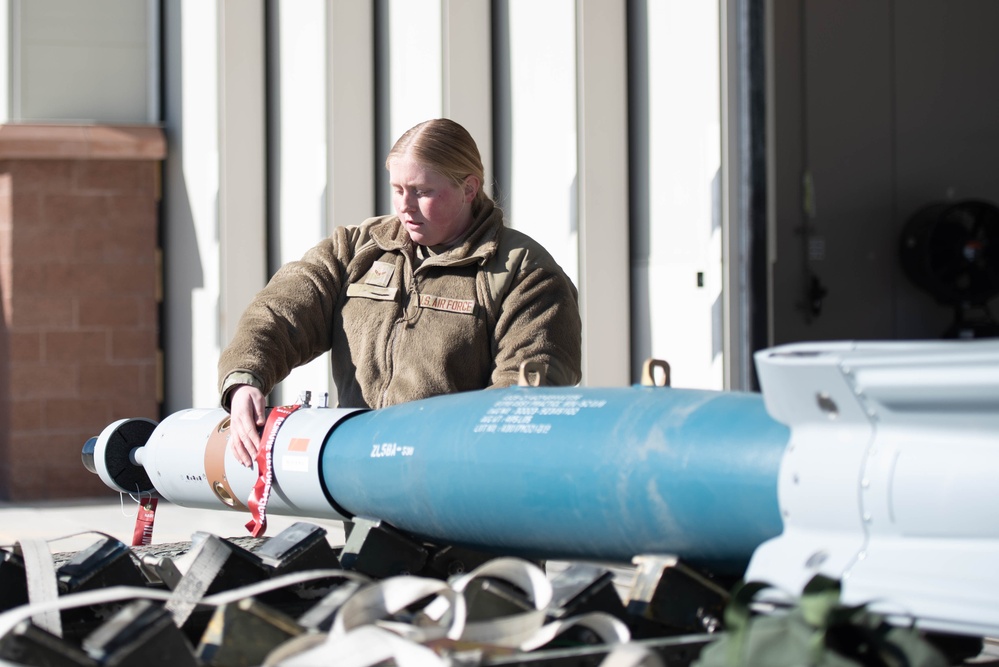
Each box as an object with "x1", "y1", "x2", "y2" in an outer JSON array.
[{"x1": 0, "y1": 125, "x2": 166, "y2": 500}]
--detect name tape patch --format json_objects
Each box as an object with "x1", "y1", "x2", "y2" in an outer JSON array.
[
  {"x1": 347, "y1": 283, "x2": 399, "y2": 301},
  {"x1": 418, "y1": 294, "x2": 477, "y2": 315}
]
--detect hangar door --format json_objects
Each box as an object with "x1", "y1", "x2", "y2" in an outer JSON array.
[{"x1": 770, "y1": 0, "x2": 999, "y2": 345}]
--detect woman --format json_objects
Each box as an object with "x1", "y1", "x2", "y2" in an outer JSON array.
[{"x1": 219, "y1": 118, "x2": 581, "y2": 465}]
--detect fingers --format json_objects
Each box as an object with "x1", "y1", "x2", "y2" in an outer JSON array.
[
  {"x1": 230, "y1": 416, "x2": 258, "y2": 467},
  {"x1": 228, "y1": 385, "x2": 267, "y2": 467}
]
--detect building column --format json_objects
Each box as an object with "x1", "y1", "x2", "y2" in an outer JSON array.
[{"x1": 577, "y1": 0, "x2": 630, "y2": 386}]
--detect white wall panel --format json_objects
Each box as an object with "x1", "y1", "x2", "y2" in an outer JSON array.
[
  {"x1": 163, "y1": 0, "x2": 222, "y2": 410},
  {"x1": 388, "y1": 0, "x2": 443, "y2": 146},
  {"x1": 328, "y1": 0, "x2": 375, "y2": 233},
  {"x1": 577, "y1": 0, "x2": 629, "y2": 387},
  {"x1": 0, "y1": 0, "x2": 8, "y2": 120},
  {"x1": 270, "y1": 0, "x2": 332, "y2": 406},
  {"x1": 505, "y1": 0, "x2": 577, "y2": 283},
  {"x1": 442, "y1": 0, "x2": 492, "y2": 197},
  {"x1": 219, "y1": 0, "x2": 266, "y2": 347},
  {"x1": 635, "y1": 0, "x2": 723, "y2": 390},
  {"x1": 180, "y1": 0, "x2": 221, "y2": 410}
]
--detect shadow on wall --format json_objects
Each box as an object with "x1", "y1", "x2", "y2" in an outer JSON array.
[
  {"x1": 161, "y1": 154, "x2": 204, "y2": 412},
  {"x1": 627, "y1": 0, "x2": 650, "y2": 384},
  {"x1": 711, "y1": 167, "x2": 723, "y2": 371}
]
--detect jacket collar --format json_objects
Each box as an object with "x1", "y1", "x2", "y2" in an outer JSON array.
[{"x1": 370, "y1": 201, "x2": 503, "y2": 266}]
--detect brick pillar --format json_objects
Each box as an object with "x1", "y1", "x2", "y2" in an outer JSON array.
[{"x1": 0, "y1": 125, "x2": 166, "y2": 500}]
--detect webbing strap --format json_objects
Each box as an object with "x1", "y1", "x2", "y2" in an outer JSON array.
[
  {"x1": 600, "y1": 642, "x2": 667, "y2": 667},
  {"x1": 281, "y1": 625, "x2": 449, "y2": 667},
  {"x1": 331, "y1": 575, "x2": 464, "y2": 643},
  {"x1": 518, "y1": 612, "x2": 630, "y2": 652},
  {"x1": 164, "y1": 536, "x2": 230, "y2": 626},
  {"x1": 0, "y1": 570, "x2": 356, "y2": 644},
  {"x1": 15, "y1": 540, "x2": 61, "y2": 637},
  {"x1": 449, "y1": 557, "x2": 553, "y2": 649},
  {"x1": 288, "y1": 559, "x2": 631, "y2": 665}
]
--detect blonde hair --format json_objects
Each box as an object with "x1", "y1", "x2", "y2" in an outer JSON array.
[{"x1": 386, "y1": 118, "x2": 491, "y2": 216}]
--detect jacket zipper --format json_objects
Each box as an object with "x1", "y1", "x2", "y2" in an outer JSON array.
[
  {"x1": 379, "y1": 252, "x2": 418, "y2": 408},
  {"x1": 377, "y1": 249, "x2": 483, "y2": 408}
]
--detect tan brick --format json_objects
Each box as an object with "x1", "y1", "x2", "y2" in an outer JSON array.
[
  {"x1": 72, "y1": 229, "x2": 109, "y2": 262},
  {"x1": 1, "y1": 451, "x2": 109, "y2": 500},
  {"x1": 11, "y1": 425, "x2": 109, "y2": 451},
  {"x1": 10, "y1": 192, "x2": 43, "y2": 227},
  {"x1": 90, "y1": 264, "x2": 145, "y2": 293},
  {"x1": 107, "y1": 195, "x2": 157, "y2": 230},
  {"x1": 10, "y1": 262, "x2": 48, "y2": 294},
  {"x1": 9, "y1": 160, "x2": 74, "y2": 193},
  {"x1": 97, "y1": 239, "x2": 158, "y2": 268},
  {"x1": 43, "y1": 397, "x2": 110, "y2": 431},
  {"x1": 139, "y1": 298, "x2": 158, "y2": 329},
  {"x1": 79, "y1": 362, "x2": 141, "y2": 397},
  {"x1": 73, "y1": 161, "x2": 156, "y2": 196},
  {"x1": 51, "y1": 468, "x2": 114, "y2": 499},
  {"x1": 138, "y1": 361, "x2": 159, "y2": 400},
  {"x1": 8, "y1": 331, "x2": 42, "y2": 362},
  {"x1": 9, "y1": 363, "x2": 78, "y2": 399},
  {"x1": 102, "y1": 264, "x2": 157, "y2": 294},
  {"x1": 78, "y1": 295, "x2": 143, "y2": 328},
  {"x1": 7, "y1": 398, "x2": 43, "y2": 432},
  {"x1": 8, "y1": 432, "x2": 60, "y2": 458},
  {"x1": 110, "y1": 329, "x2": 157, "y2": 361},
  {"x1": 12, "y1": 220, "x2": 77, "y2": 263},
  {"x1": 42, "y1": 193, "x2": 112, "y2": 229},
  {"x1": 14, "y1": 255, "x2": 153, "y2": 299},
  {"x1": 7, "y1": 296, "x2": 76, "y2": 328},
  {"x1": 39, "y1": 263, "x2": 114, "y2": 295},
  {"x1": 0, "y1": 460, "x2": 46, "y2": 499},
  {"x1": 109, "y1": 397, "x2": 160, "y2": 422},
  {"x1": 45, "y1": 330, "x2": 108, "y2": 363}
]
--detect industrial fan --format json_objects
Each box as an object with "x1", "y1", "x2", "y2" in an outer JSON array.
[{"x1": 899, "y1": 199, "x2": 999, "y2": 338}]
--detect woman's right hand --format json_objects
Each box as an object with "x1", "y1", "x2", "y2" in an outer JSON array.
[{"x1": 228, "y1": 385, "x2": 267, "y2": 467}]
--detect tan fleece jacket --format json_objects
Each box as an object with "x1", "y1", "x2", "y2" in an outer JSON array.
[{"x1": 218, "y1": 202, "x2": 581, "y2": 409}]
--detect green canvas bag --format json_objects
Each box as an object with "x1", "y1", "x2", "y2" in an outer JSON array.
[{"x1": 693, "y1": 575, "x2": 949, "y2": 667}]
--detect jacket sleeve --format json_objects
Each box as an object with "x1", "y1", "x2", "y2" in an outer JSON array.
[
  {"x1": 488, "y1": 242, "x2": 582, "y2": 388},
  {"x1": 217, "y1": 228, "x2": 356, "y2": 404}
]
